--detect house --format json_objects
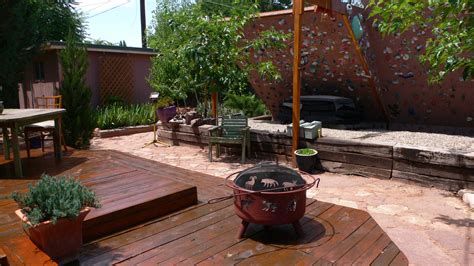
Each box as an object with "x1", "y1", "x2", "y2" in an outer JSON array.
[{"x1": 19, "y1": 41, "x2": 157, "y2": 108}]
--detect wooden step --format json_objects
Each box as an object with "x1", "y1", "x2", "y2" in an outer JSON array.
[{"x1": 83, "y1": 171, "x2": 197, "y2": 242}]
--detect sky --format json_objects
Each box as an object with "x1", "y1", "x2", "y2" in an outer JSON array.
[{"x1": 74, "y1": 0, "x2": 158, "y2": 48}]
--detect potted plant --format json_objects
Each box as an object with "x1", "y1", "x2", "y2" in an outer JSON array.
[
  {"x1": 11, "y1": 174, "x2": 100, "y2": 261},
  {"x1": 155, "y1": 96, "x2": 176, "y2": 123},
  {"x1": 294, "y1": 148, "x2": 318, "y2": 173}
]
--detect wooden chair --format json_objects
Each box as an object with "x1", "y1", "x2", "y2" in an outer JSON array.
[
  {"x1": 208, "y1": 114, "x2": 251, "y2": 163},
  {"x1": 24, "y1": 95, "x2": 67, "y2": 157}
]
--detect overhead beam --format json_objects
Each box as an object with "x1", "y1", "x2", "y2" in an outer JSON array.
[{"x1": 342, "y1": 14, "x2": 390, "y2": 125}]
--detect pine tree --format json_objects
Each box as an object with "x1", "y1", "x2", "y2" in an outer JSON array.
[{"x1": 60, "y1": 32, "x2": 96, "y2": 148}]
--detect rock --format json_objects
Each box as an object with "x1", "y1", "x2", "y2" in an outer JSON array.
[
  {"x1": 190, "y1": 118, "x2": 204, "y2": 128},
  {"x1": 185, "y1": 111, "x2": 201, "y2": 125},
  {"x1": 93, "y1": 128, "x2": 101, "y2": 138},
  {"x1": 202, "y1": 118, "x2": 217, "y2": 125},
  {"x1": 462, "y1": 193, "x2": 474, "y2": 208},
  {"x1": 457, "y1": 189, "x2": 474, "y2": 197}
]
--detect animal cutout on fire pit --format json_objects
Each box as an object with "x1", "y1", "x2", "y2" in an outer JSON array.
[
  {"x1": 240, "y1": 196, "x2": 254, "y2": 210},
  {"x1": 245, "y1": 176, "x2": 257, "y2": 190},
  {"x1": 288, "y1": 199, "x2": 297, "y2": 212},
  {"x1": 282, "y1": 180, "x2": 298, "y2": 191},
  {"x1": 262, "y1": 200, "x2": 278, "y2": 212},
  {"x1": 261, "y1": 178, "x2": 279, "y2": 188}
]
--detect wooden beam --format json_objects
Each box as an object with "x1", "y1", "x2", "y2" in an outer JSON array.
[
  {"x1": 291, "y1": 0, "x2": 304, "y2": 166},
  {"x1": 342, "y1": 14, "x2": 390, "y2": 126},
  {"x1": 211, "y1": 92, "x2": 218, "y2": 121}
]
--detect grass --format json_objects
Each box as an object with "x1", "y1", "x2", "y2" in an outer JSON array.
[{"x1": 97, "y1": 103, "x2": 155, "y2": 130}]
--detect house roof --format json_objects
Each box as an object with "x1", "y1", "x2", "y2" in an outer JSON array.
[{"x1": 43, "y1": 41, "x2": 157, "y2": 56}]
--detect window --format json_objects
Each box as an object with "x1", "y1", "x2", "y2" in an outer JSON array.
[{"x1": 35, "y1": 62, "x2": 45, "y2": 81}]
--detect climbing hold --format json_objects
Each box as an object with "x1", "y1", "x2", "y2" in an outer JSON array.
[{"x1": 351, "y1": 15, "x2": 363, "y2": 40}]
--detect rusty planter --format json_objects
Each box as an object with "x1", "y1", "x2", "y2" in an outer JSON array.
[{"x1": 15, "y1": 208, "x2": 90, "y2": 261}]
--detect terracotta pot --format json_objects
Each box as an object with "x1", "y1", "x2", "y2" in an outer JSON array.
[
  {"x1": 15, "y1": 208, "x2": 90, "y2": 260},
  {"x1": 156, "y1": 105, "x2": 177, "y2": 123},
  {"x1": 295, "y1": 149, "x2": 318, "y2": 173}
]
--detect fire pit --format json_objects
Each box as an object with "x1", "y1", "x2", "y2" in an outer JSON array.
[{"x1": 223, "y1": 162, "x2": 319, "y2": 238}]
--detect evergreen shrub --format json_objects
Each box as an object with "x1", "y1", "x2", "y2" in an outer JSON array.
[
  {"x1": 11, "y1": 174, "x2": 100, "y2": 226},
  {"x1": 60, "y1": 32, "x2": 97, "y2": 148}
]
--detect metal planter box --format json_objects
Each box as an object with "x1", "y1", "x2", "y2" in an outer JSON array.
[{"x1": 286, "y1": 120, "x2": 322, "y2": 140}]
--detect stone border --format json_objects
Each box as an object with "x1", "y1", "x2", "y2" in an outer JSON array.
[
  {"x1": 156, "y1": 124, "x2": 474, "y2": 191},
  {"x1": 96, "y1": 125, "x2": 154, "y2": 138}
]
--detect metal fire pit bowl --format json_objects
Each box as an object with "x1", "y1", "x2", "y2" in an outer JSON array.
[{"x1": 225, "y1": 162, "x2": 320, "y2": 238}]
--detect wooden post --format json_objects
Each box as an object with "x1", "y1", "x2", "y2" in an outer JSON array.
[
  {"x1": 342, "y1": 14, "x2": 390, "y2": 126},
  {"x1": 291, "y1": 0, "x2": 304, "y2": 167},
  {"x1": 140, "y1": 0, "x2": 147, "y2": 48},
  {"x1": 211, "y1": 92, "x2": 218, "y2": 121}
]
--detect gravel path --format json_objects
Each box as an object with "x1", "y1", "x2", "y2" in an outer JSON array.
[{"x1": 249, "y1": 119, "x2": 474, "y2": 152}]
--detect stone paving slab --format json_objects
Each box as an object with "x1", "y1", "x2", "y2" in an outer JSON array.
[{"x1": 91, "y1": 132, "x2": 473, "y2": 266}]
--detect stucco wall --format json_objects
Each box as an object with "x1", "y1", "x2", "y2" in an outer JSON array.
[
  {"x1": 245, "y1": 7, "x2": 474, "y2": 127},
  {"x1": 23, "y1": 49, "x2": 154, "y2": 108}
]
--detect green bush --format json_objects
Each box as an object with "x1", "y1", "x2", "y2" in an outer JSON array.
[
  {"x1": 60, "y1": 32, "x2": 97, "y2": 148},
  {"x1": 11, "y1": 174, "x2": 100, "y2": 226},
  {"x1": 223, "y1": 93, "x2": 268, "y2": 118},
  {"x1": 97, "y1": 103, "x2": 155, "y2": 130}
]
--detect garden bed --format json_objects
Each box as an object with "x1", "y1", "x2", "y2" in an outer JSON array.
[
  {"x1": 157, "y1": 122, "x2": 474, "y2": 191},
  {"x1": 96, "y1": 125, "x2": 154, "y2": 138}
]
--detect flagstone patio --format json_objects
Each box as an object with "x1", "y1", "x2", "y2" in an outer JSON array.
[{"x1": 91, "y1": 132, "x2": 473, "y2": 265}]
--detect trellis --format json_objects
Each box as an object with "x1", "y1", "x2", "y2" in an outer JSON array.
[{"x1": 99, "y1": 55, "x2": 134, "y2": 105}]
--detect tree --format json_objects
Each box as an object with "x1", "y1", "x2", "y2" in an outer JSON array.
[
  {"x1": 148, "y1": 0, "x2": 290, "y2": 116},
  {"x1": 369, "y1": 0, "x2": 473, "y2": 82},
  {"x1": 60, "y1": 32, "x2": 96, "y2": 148},
  {"x1": 0, "y1": 0, "x2": 84, "y2": 107}
]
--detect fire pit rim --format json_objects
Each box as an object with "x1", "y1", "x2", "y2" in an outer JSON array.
[{"x1": 224, "y1": 163, "x2": 319, "y2": 195}]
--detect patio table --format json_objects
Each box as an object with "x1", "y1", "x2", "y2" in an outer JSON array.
[{"x1": 0, "y1": 108, "x2": 65, "y2": 177}]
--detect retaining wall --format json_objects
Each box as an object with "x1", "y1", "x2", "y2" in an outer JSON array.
[{"x1": 157, "y1": 124, "x2": 474, "y2": 191}]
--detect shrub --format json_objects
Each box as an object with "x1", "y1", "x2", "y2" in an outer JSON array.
[
  {"x1": 60, "y1": 32, "x2": 97, "y2": 148},
  {"x1": 11, "y1": 174, "x2": 100, "y2": 226},
  {"x1": 155, "y1": 96, "x2": 174, "y2": 109},
  {"x1": 97, "y1": 103, "x2": 155, "y2": 130},
  {"x1": 223, "y1": 93, "x2": 268, "y2": 118}
]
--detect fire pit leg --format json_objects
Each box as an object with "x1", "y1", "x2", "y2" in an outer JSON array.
[
  {"x1": 292, "y1": 221, "x2": 304, "y2": 237},
  {"x1": 237, "y1": 220, "x2": 249, "y2": 239}
]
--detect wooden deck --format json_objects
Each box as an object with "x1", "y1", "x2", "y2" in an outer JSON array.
[{"x1": 0, "y1": 148, "x2": 408, "y2": 265}]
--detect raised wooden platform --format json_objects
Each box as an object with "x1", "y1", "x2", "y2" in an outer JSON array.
[
  {"x1": 0, "y1": 149, "x2": 407, "y2": 265},
  {"x1": 82, "y1": 169, "x2": 197, "y2": 242},
  {"x1": 0, "y1": 148, "x2": 197, "y2": 264}
]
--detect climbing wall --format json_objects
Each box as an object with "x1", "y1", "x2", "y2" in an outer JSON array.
[
  {"x1": 246, "y1": 10, "x2": 382, "y2": 122},
  {"x1": 245, "y1": 7, "x2": 474, "y2": 127}
]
